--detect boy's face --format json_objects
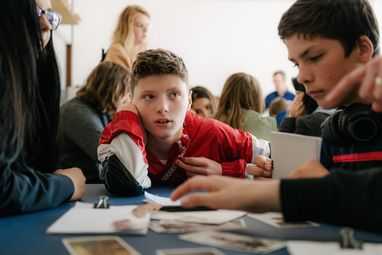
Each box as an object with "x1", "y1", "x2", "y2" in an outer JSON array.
[
  {"x1": 285, "y1": 35, "x2": 362, "y2": 107},
  {"x1": 132, "y1": 74, "x2": 191, "y2": 142}
]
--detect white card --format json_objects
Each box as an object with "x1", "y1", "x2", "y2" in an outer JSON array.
[{"x1": 144, "y1": 191, "x2": 181, "y2": 206}]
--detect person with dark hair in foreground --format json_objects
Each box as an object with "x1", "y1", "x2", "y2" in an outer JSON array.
[{"x1": 0, "y1": 0, "x2": 85, "y2": 216}]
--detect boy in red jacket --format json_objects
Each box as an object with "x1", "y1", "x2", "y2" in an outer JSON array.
[{"x1": 98, "y1": 49, "x2": 272, "y2": 196}]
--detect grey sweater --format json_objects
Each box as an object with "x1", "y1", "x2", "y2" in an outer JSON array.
[{"x1": 58, "y1": 97, "x2": 110, "y2": 183}]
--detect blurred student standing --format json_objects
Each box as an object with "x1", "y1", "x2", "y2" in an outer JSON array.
[{"x1": 103, "y1": 5, "x2": 150, "y2": 71}]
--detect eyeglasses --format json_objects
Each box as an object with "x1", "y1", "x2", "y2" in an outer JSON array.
[{"x1": 36, "y1": 5, "x2": 62, "y2": 31}]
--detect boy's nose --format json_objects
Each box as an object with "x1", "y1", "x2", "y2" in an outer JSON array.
[
  {"x1": 157, "y1": 99, "x2": 169, "y2": 114},
  {"x1": 297, "y1": 66, "x2": 312, "y2": 86}
]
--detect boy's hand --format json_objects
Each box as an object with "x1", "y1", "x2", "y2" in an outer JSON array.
[
  {"x1": 117, "y1": 103, "x2": 147, "y2": 144},
  {"x1": 170, "y1": 175, "x2": 281, "y2": 213},
  {"x1": 246, "y1": 155, "x2": 273, "y2": 178},
  {"x1": 287, "y1": 160, "x2": 329, "y2": 179},
  {"x1": 175, "y1": 157, "x2": 222, "y2": 176},
  {"x1": 117, "y1": 103, "x2": 139, "y2": 114}
]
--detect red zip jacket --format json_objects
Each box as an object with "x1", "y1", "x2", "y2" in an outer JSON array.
[{"x1": 98, "y1": 111, "x2": 270, "y2": 195}]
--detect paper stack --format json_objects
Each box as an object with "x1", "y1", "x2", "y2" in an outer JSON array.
[{"x1": 47, "y1": 202, "x2": 150, "y2": 235}]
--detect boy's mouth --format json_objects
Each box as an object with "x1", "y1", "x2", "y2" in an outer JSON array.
[{"x1": 154, "y1": 119, "x2": 173, "y2": 124}]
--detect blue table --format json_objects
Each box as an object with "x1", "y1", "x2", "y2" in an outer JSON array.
[{"x1": 1, "y1": 184, "x2": 382, "y2": 255}]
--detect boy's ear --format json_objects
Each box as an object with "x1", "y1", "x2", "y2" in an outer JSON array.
[
  {"x1": 188, "y1": 90, "x2": 193, "y2": 110},
  {"x1": 356, "y1": 35, "x2": 374, "y2": 63}
]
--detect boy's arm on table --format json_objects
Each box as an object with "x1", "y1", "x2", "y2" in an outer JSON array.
[{"x1": 98, "y1": 109, "x2": 151, "y2": 196}]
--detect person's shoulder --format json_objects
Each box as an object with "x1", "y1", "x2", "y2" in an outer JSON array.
[
  {"x1": 104, "y1": 43, "x2": 131, "y2": 70},
  {"x1": 61, "y1": 97, "x2": 96, "y2": 116},
  {"x1": 285, "y1": 91, "x2": 295, "y2": 99},
  {"x1": 62, "y1": 97, "x2": 87, "y2": 109},
  {"x1": 245, "y1": 109, "x2": 276, "y2": 125},
  {"x1": 266, "y1": 91, "x2": 277, "y2": 98},
  {"x1": 185, "y1": 111, "x2": 229, "y2": 135},
  {"x1": 300, "y1": 112, "x2": 330, "y2": 122},
  {"x1": 296, "y1": 112, "x2": 329, "y2": 129},
  {"x1": 244, "y1": 109, "x2": 263, "y2": 118},
  {"x1": 243, "y1": 109, "x2": 262, "y2": 121},
  {"x1": 185, "y1": 111, "x2": 207, "y2": 128},
  {"x1": 108, "y1": 43, "x2": 125, "y2": 52}
]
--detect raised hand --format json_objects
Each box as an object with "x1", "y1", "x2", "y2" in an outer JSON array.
[{"x1": 246, "y1": 155, "x2": 273, "y2": 178}]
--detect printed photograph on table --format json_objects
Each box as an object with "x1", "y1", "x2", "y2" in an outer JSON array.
[
  {"x1": 179, "y1": 230, "x2": 285, "y2": 253},
  {"x1": 62, "y1": 236, "x2": 141, "y2": 255},
  {"x1": 248, "y1": 212, "x2": 319, "y2": 228}
]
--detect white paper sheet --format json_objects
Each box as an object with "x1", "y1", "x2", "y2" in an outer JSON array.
[
  {"x1": 144, "y1": 191, "x2": 181, "y2": 206},
  {"x1": 47, "y1": 202, "x2": 150, "y2": 235},
  {"x1": 288, "y1": 241, "x2": 382, "y2": 255}
]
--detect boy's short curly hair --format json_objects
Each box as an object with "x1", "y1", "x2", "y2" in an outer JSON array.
[
  {"x1": 278, "y1": 0, "x2": 379, "y2": 57},
  {"x1": 130, "y1": 49, "x2": 188, "y2": 94}
]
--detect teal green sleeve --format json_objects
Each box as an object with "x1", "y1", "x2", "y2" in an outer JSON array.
[{"x1": 0, "y1": 164, "x2": 74, "y2": 216}]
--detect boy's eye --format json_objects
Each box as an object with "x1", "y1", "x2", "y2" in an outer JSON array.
[
  {"x1": 143, "y1": 95, "x2": 154, "y2": 100},
  {"x1": 309, "y1": 54, "x2": 323, "y2": 62},
  {"x1": 292, "y1": 62, "x2": 299, "y2": 68},
  {"x1": 169, "y1": 92, "x2": 181, "y2": 98}
]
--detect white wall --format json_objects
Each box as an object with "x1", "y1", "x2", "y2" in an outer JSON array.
[{"x1": 54, "y1": 0, "x2": 382, "y2": 98}]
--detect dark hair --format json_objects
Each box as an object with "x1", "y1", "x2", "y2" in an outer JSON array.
[
  {"x1": 0, "y1": 0, "x2": 61, "y2": 171},
  {"x1": 130, "y1": 49, "x2": 188, "y2": 94},
  {"x1": 77, "y1": 62, "x2": 130, "y2": 115},
  {"x1": 292, "y1": 78, "x2": 318, "y2": 114},
  {"x1": 190, "y1": 86, "x2": 217, "y2": 114},
  {"x1": 278, "y1": 0, "x2": 379, "y2": 57}
]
